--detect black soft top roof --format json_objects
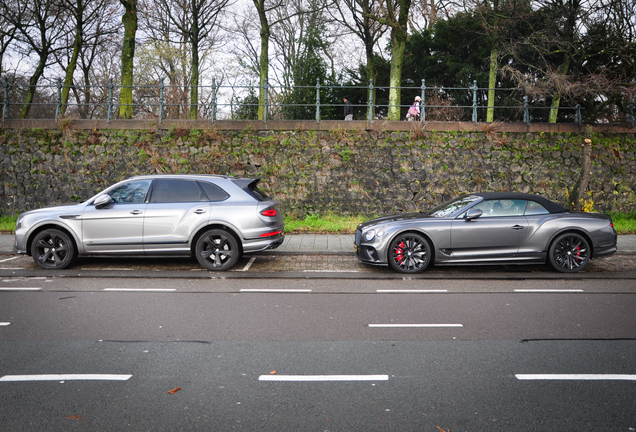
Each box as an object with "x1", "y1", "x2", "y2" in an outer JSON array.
[{"x1": 469, "y1": 192, "x2": 568, "y2": 214}]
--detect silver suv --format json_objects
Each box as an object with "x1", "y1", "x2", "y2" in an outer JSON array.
[{"x1": 13, "y1": 174, "x2": 284, "y2": 271}]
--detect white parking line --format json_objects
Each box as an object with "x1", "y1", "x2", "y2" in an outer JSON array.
[
  {"x1": 368, "y1": 323, "x2": 463, "y2": 328},
  {"x1": 259, "y1": 375, "x2": 389, "y2": 382},
  {"x1": 240, "y1": 289, "x2": 312, "y2": 293},
  {"x1": 103, "y1": 288, "x2": 176, "y2": 292},
  {"x1": 0, "y1": 322, "x2": 10, "y2": 326},
  {"x1": 243, "y1": 257, "x2": 256, "y2": 271},
  {"x1": 0, "y1": 257, "x2": 19, "y2": 263},
  {"x1": 0, "y1": 374, "x2": 132, "y2": 382},
  {"x1": 514, "y1": 289, "x2": 584, "y2": 293},
  {"x1": 0, "y1": 287, "x2": 41, "y2": 291},
  {"x1": 303, "y1": 270, "x2": 359, "y2": 273},
  {"x1": 516, "y1": 374, "x2": 636, "y2": 381},
  {"x1": 377, "y1": 289, "x2": 448, "y2": 293}
]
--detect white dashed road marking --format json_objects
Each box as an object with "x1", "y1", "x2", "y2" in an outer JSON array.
[
  {"x1": 0, "y1": 322, "x2": 10, "y2": 326},
  {"x1": 259, "y1": 375, "x2": 389, "y2": 382},
  {"x1": 516, "y1": 374, "x2": 636, "y2": 381},
  {"x1": 0, "y1": 374, "x2": 132, "y2": 382}
]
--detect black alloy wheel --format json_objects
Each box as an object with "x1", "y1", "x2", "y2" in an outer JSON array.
[
  {"x1": 31, "y1": 229, "x2": 76, "y2": 270},
  {"x1": 388, "y1": 233, "x2": 432, "y2": 274},
  {"x1": 195, "y1": 229, "x2": 240, "y2": 271},
  {"x1": 549, "y1": 232, "x2": 590, "y2": 273}
]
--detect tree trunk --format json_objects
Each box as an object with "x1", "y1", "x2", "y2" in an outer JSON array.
[
  {"x1": 365, "y1": 45, "x2": 376, "y2": 120},
  {"x1": 387, "y1": 0, "x2": 410, "y2": 121},
  {"x1": 567, "y1": 138, "x2": 592, "y2": 210},
  {"x1": 19, "y1": 56, "x2": 47, "y2": 119},
  {"x1": 549, "y1": 56, "x2": 570, "y2": 123},
  {"x1": 61, "y1": 21, "x2": 83, "y2": 116},
  {"x1": 190, "y1": 19, "x2": 199, "y2": 119},
  {"x1": 487, "y1": 47, "x2": 497, "y2": 122},
  {"x1": 256, "y1": 0, "x2": 269, "y2": 121},
  {"x1": 119, "y1": 0, "x2": 137, "y2": 119}
]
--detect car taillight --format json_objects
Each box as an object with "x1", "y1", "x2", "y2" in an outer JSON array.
[
  {"x1": 260, "y1": 230, "x2": 281, "y2": 237},
  {"x1": 261, "y1": 209, "x2": 277, "y2": 217},
  {"x1": 611, "y1": 221, "x2": 614, "y2": 228}
]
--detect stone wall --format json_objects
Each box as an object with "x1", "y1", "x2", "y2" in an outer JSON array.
[{"x1": 1, "y1": 126, "x2": 635, "y2": 216}]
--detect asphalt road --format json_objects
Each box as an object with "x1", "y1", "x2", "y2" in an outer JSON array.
[{"x1": 1, "y1": 277, "x2": 636, "y2": 431}]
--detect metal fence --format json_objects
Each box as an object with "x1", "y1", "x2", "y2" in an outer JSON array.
[{"x1": 2, "y1": 76, "x2": 635, "y2": 127}]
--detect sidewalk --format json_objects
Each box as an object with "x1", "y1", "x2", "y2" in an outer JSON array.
[{"x1": 1, "y1": 233, "x2": 634, "y2": 255}]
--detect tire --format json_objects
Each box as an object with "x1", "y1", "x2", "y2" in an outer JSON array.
[
  {"x1": 548, "y1": 232, "x2": 590, "y2": 273},
  {"x1": 388, "y1": 233, "x2": 432, "y2": 274},
  {"x1": 31, "y1": 229, "x2": 76, "y2": 270},
  {"x1": 195, "y1": 229, "x2": 240, "y2": 271}
]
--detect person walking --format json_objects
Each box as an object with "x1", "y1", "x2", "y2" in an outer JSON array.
[
  {"x1": 343, "y1": 96, "x2": 353, "y2": 121},
  {"x1": 406, "y1": 96, "x2": 421, "y2": 121}
]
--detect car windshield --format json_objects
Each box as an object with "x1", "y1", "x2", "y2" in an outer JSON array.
[{"x1": 426, "y1": 195, "x2": 480, "y2": 218}]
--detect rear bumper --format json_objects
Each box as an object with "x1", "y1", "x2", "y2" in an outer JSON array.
[
  {"x1": 242, "y1": 233, "x2": 285, "y2": 253},
  {"x1": 594, "y1": 244, "x2": 617, "y2": 258}
]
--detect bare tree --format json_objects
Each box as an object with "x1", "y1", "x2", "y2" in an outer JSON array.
[
  {"x1": 330, "y1": 0, "x2": 387, "y2": 118},
  {"x1": 143, "y1": 0, "x2": 230, "y2": 119},
  {"x1": 0, "y1": 0, "x2": 68, "y2": 118}
]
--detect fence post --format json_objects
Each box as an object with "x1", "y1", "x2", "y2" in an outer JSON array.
[
  {"x1": 523, "y1": 96, "x2": 530, "y2": 126},
  {"x1": 210, "y1": 78, "x2": 216, "y2": 125},
  {"x1": 159, "y1": 78, "x2": 164, "y2": 124},
  {"x1": 368, "y1": 79, "x2": 374, "y2": 124},
  {"x1": 263, "y1": 78, "x2": 269, "y2": 124},
  {"x1": 421, "y1": 79, "x2": 426, "y2": 125},
  {"x1": 56, "y1": 78, "x2": 62, "y2": 120},
  {"x1": 575, "y1": 104, "x2": 582, "y2": 127},
  {"x1": 3, "y1": 77, "x2": 8, "y2": 120},
  {"x1": 315, "y1": 78, "x2": 320, "y2": 124},
  {"x1": 107, "y1": 78, "x2": 113, "y2": 123},
  {"x1": 627, "y1": 99, "x2": 634, "y2": 128},
  {"x1": 472, "y1": 80, "x2": 478, "y2": 125}
]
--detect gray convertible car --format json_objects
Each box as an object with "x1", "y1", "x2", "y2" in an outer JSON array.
[
  {"x1": 354, "y1": 192, "x2": 617, "y2": 273},
  {"x1": 13, "y1": 174, "x2": 284, "y2": 271}
]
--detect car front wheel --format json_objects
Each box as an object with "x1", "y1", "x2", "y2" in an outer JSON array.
[
  {"x1": 31, "y1": 229, "x2": 76, "y2": 270},
  {"x1": 549, "y1": 232, "x2": 590, "y2": 273},
  {"x1": 195, "y1": 229, "x2": 240, "y2": 271},
  {"x1": 388, "y1": 233, "x2": 432, "y2": 274}
]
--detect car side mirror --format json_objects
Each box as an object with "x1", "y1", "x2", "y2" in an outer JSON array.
[
  {"x1": 94, "y1": 194, "x2": 113, "y2": 209},
  {"x1": 465, "y1": 208, "x2": 483, "y2": 220}
]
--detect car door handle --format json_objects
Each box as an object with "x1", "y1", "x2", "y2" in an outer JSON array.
[
  {"x1": 130, "y1": 210, "x2": 143, "y2": 215},
  {"x1": 194, "y1": 209, "x2": 207, "y2": 214},
  {"x1": 511, "y1": 225, "x2": 525, "y2": 230}
]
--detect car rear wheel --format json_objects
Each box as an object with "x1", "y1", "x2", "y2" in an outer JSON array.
[
  {"x1": 195, "y1": 229, "x2": 240, "y2": 271},
  {"x1": 549, "y1": 233, "x2": 590, "y2": 273},
  {"x1": 388, "y1": 233, "x2": 432, "y2": 274},
  {"x1": 31, "y1": 229, "x2": 76, "y2": 270}
]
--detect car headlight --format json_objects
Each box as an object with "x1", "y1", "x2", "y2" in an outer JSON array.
[
  {"x1": 16, "y1": 216, "x2": 24, "y2": 230},
  {"x1": 364, "y1": 230, "x2": 376, "y2": 241}
]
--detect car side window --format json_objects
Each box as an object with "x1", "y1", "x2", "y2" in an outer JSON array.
[
  {"x1": 525, "y1": 200, "x2": 549, "y2": 215},
  {"x1": 108, "y1": 180, "x2": 152, "y2": 204},
  {"x1": 198, "y1": 181, "x2": 230, "y2": 202},
  {"x1": 471, "y1": 199, "x2": 528, "y2": 217},
  {"x1": 150, "y1": 179, "x2": 207, "y2": 203}
]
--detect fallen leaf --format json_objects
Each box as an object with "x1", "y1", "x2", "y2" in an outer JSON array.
[
  {"x1": 65, "y1": 415, "x2": 84, "y2": 420},
  {"x1": 270, "y1": 371, "x2": 277, "y2": 374},
  {"x1": 168, "y1": 387, "x2": 181, "y2": 394}
]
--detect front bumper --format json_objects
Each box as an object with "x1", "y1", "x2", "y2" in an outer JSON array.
[{"x1": 354, "y1": 228, "x2": 385, "y2": 265}]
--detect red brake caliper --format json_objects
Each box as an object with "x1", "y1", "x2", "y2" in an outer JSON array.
[{"x1": 395, "y1": 241, "x2": 406, "y2": 266}]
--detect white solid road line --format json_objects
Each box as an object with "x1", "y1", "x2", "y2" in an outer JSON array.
[
  {"x1": 259, "y1": 375, "x2": 389, "y2": 382},
  {"x1": 0, "y1": 322, "x2": 10, "y2": 326},
  {"x1": 0, "y1": 287, "x2": 41, "y2": 291},
  {"x1": 0, "y1": 257, "x2": 19, "y2": 263},
  {"x1": 368, "y1": 323, "x2": 464, "y2": 328},
  {"x1": 240, "y1": 289, "x2": 312, "y2": 293},
  {"x1": 242, "y1": 257, "x2": 257, "y2": 271},
  {"x1": 103, "y1": 288, "x2": 176, "y2": 292},
  {"x1": 0, "y1": 374, "x2": 132, "y2": 382},
  {"x1": 516, "y1": 374, "x2": 636, "y2": 381},
  {"x1": 377, "y1": 289, "x2": 448, "y2": 293},
  {"x1": 514, "y1": 289, "x2": 584, "y2": 293}
]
